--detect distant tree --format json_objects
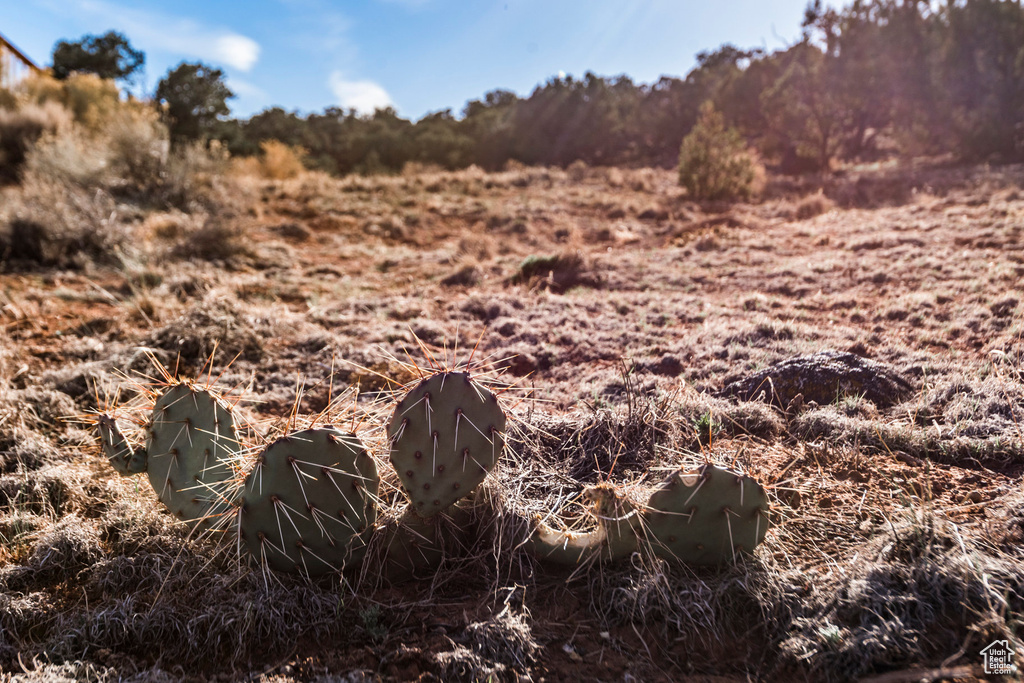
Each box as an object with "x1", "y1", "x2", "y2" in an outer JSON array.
[
  {"x1": 462, "y1": 90, "x2": 519, "y2": 169},
  {"x1": 935, "y1": 0, "x2": 1024, "y2": 160},
  {"x1": 51, "y1": 31, "x2": 144, "y2": 84},
  {"x1": 156, "y1": 62, "x2": 234, "y2": 145},
  {"x1": 759, "y1": 41, "x2": 849, "y2": 172}
]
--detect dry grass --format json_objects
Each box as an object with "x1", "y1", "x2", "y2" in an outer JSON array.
[{"x1": 0, "y1": 160, "x2": 1022, "y2": 681}]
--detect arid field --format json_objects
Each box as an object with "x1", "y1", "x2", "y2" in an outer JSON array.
[{"x1": 1, "y1": 161, "x2": 1023, "y2": 682}]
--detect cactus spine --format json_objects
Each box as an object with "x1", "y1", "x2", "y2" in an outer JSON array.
[
  {"x1": 97, "y1": 415, "x2": 147, "y2": 475},
  {"x1": 95, "y1": 367, "x2": 772, "y2": 578},
  {"x1": 529, "y1": 465, "x2": 770, "y2": 567}
]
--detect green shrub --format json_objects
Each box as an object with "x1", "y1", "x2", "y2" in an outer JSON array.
[{"x1": 678, "y1": 103, "x2": 762, "y2": 201}]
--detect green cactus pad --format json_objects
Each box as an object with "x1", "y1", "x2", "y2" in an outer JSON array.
[
  {"x1": 238, "y1": 428, "x2": 379, "y2": 576},
  {"x1": 387, "y1": 372, "x2": 506, "y2": 517},
  {"x1": 97, "y1": 415, "x2": 147, "y2": 475},
  {"x1": 145, "y1": 383, "x2": 240, "y2": 527},
  {"x1": 644, "y1": 464, "x2": 769, "y2": 566},
  {"x1": 529, "y1": 483, "x2": 641, "y2": 565}
]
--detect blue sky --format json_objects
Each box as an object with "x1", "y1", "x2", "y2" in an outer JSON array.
[{"x1": 2, "y1": 1, "x2": 812, "y2": 121}]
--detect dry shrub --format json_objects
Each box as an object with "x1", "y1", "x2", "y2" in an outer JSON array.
[
  {"x1": 20, "y1": 102, "x2": 169, "y2": 198},
  {"x1": 0, "y1": 102, "x2": 72, "y2": 183},
  {"x1": 147, "y1": 293, "x2": 268, "y2": 367},
  {"x1": 795, "y1": 190, "x2": 834, "y2": 220},
  {"x1": 156, "y1": 141, "x2": 231, "y2": 212},
  {"x1": 628, "y1": 166, "x2": 659, "y2": 192},
  {"x1": 104, "y1": 105, "x2": 169, "y2": 188},
  {"x1": 257, "y1": 140, "x2": 306, "y2": 179},
  {"x1": 19, "y1": 72, "x2": 121, "y2": 133},
  {"x1": 0, "y1": 176, "x2": 127, "y2": 269},
  {"x1": 566, "y1": 159, "x2": 590, "y2": 182},
  {"x1": 23, "y1": 127, "x2": 108, "y2": 187},
  {"x1": 402, "y1": 160, "x2": 445, "y2": 176},
  {"x1": 170, "y1": 218, "x2": 251, "y2": 263},
  {"x1": 228, "y1": 155, "x2": 262, "y2": 178},
  {"x1": 15, "y1": 97, "x2": 222, "y2": 213},
  {"x1": 604, "y1": 166, "x2": 625, "y2": 187}
]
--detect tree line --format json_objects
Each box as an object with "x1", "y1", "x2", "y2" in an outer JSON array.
[{"x1": 38, "y1": 0, "x2": 1024, "y2": 175}]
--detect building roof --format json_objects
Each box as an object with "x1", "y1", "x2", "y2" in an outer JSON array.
[{"x1": 0, "y1": 31, "x2": 41, "y2": 71}]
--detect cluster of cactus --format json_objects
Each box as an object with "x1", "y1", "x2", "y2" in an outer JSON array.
[
  {"x1": 95, "y1": 369, "x2": 770, "y2": 579},
  {"x1": 530, "y1": 465, "x2": 769, "y2": 566}
]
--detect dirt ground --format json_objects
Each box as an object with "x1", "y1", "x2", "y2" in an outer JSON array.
[{"x1": 1, "y1": 161, "x2": 1022, "y2": 682}]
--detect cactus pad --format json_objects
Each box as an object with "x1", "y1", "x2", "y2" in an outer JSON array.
[
  {"x1": 145, "y1": 383, "x2": 240, "y2": 526},
  {"x1": 529, "y1": 483, "x2": 641, "y2": 565},
  {"x1": 238, "y1": 428, "x2": 379, "y2": 576},
  {"x1": 388, "y1": 372, "x2": 506, "y2": 517},
  {"x1": 644, "y1": 464, "x2": 769, "y2": 565},
  {"x1": 97, "y1": 415, "x2": 147, "y2": 475}
]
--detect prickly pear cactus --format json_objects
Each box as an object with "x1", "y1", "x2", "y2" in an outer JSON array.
[
  {"x1": 644, "y1": 464, "x2": 769, "y2": 565},
  {"x1": 97, "y1": 415, "x2": 147, "y2": 475},
  {"x1": 388, "y1": 372, "x2": 506, "y2": 517},
  {"x1": 530, "y1": 483, "x2": 641, "y2": 565},
  {"x1": 238, "y1": 428, "x2": 379, "y2": 576},
  {"x1": 145, "y1": 383, "x2": 240, "y2": 526}
]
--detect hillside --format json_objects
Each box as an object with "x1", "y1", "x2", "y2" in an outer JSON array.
[{"x1": 0, "y1": 160, "x2": 1022, "y2": 681}]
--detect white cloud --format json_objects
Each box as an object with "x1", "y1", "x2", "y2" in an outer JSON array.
[
  {"x1": 214, "y1": 34, "x2": 261, "y2": 71},
  {"x1": 329, "y1": 72, "x2": 393, "y2": 114},
  {"x1": 44, "y1": 0, "x2": 261, "y2": 72},
  {"x1": 226, "y1": 77, "x2": 267, "y2": 100}
]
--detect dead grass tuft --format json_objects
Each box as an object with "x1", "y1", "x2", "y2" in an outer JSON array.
[
  {"x1": 170, "y1": 219, "x2": 253, "y2": 264},
  {"x1": 769, "y1": 512, "x2": 1023, "y2": 681},
  {"x1": 22, "y1": 514, "x2": 103, "y2": 586},
  {"x1": 795, "y1": 190, "x2": 835, "y2": 220},
  {"x1": 147, "y1": 293, "x2": 270, "y2": 368}
]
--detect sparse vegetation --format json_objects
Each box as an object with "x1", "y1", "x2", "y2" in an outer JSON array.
[
  {"x1": 1, "y1": 3, "x2": 1023, "y2": 680},
  {"x1": 0, "y1": 155, "x2": 1020, "y2": 681}
]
